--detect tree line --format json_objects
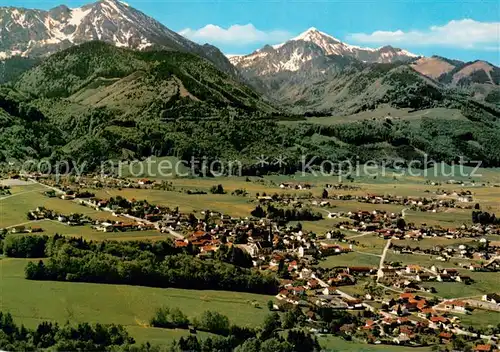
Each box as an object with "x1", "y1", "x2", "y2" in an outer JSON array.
[
  {"x1": 0, "y1": 311, "x2": 140, "y2": 351},
  {"x1": 472, "y1": 210, "x2": 500, "y2": 225},
  {"x1": 251, "y1": 204, "x2": 323, "y2": 222},
  {"x1": 19, "y1": 236, "x2": 278, "y2": 294},
  {"x1": 150, "y1": 306, "x2": 321, "y2": 352}
]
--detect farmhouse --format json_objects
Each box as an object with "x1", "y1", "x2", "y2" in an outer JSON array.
[
  {"x1": 482, "y1": 293, "x2": 500, "y2": 305},
  {"x1": 436, "y1": 300, "x2": 469, "y2": 314}
]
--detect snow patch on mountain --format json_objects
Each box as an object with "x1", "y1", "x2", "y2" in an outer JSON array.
[
  {"x1": 0, "y1": 0, "x2": 189, "y2": 58},
  {"x1": 232, "y1": 27, "x2": 419, "y2": 75},
  {"x1": 68, "y1": 7, "x2": 91, "y2": 27}
]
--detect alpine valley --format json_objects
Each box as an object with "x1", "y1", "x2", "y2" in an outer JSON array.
[{"x1": 1, "y1": 0, "x2": 500, "y2": 173}]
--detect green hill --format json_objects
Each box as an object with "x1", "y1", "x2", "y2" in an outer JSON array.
[{"x1": 15, "y1": 41, "x2": 273, "y2": 118}]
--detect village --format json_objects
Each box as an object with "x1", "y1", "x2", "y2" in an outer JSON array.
[{"x1": 2, "y1": 173, "x2": 499, "y2": 351}]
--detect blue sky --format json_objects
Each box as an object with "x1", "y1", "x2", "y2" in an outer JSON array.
[{"x1": 3, "y1": 0, "x2": 500, "y2": 64}]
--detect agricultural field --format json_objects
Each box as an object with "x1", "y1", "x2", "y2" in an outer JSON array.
[
  {"x1": 385, "y1": 252, "x2": 474, "y2": 267},
  {"x1": 93, "y1": 187, "x2": 256, "y2": 218},
  {"x1": 319, "y1": 335, "x2": 432, "y2": 352},
  {"x1": 0, "y1": 187, "x2": 99, "y2": 228},
  {"x1": 0, "y1": 182, "x2": 175, "y2": 241},
  {"x1": 459, "y1": 310, "x2": 500, "y2": 329},
  {"x1": 279, "y1": 106, "x2": 469, "y2": 127},
  {"x1": 318, "y1": 251, "x2": 381, "y2": 268},
  {"x1": 0, "y1": 258, "x2": 273, "y2": 344},
  {"x1": 393, "y1": 237, "x2": 477, "y2": 250},
  {"x1": 405, "y1": 208, "x2": 473, "y2": 227}
]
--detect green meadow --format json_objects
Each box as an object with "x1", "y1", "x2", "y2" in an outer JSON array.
[{"x1": 0, "y1": 258, "x2": 273, "y2": 344}]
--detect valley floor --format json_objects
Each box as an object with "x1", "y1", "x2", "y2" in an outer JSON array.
[{"x1": 1, "y1": 169, "x2": 500, "y2": 349}]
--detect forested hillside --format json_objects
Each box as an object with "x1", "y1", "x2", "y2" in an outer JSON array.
[
  {"x1": 1, "y1": 41, "x2": 500, "y2": 172},
  {"x1": 0, "y1": 57, "x2": 40, "y2": 84}
]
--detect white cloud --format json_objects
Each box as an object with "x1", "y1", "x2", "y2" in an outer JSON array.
[
  {"x1": 179, "y1": 24, "x2": 291, "y2": 46},
  {"x1": 348, "y1": 19, "x2": 500, "y2": 50}
]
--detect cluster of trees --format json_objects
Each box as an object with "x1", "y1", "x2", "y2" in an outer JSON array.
[
  {"x1": 209, "y1": 184, "x2": 226, "y2": 194},
  {"x1": 251, "y1": 204, "x2": 323, "y2": 222},
  {"x1": 151, "y1": 307, "x2": 320, "y2": 352},
  {"x1": 23, "y1": 238, "x2": 278, "y2": 294},
  {"x1": 170, "y1": 329, "x2": 320, "y2": 352},
  {"x1": 2, "y1": 234, "x2": 49, "y2": 258},
  {"x1": 231, "y1": 188, "x2": 248, "y2": 197},
  {"x1": 472, "y1": 210, "x2": 500, "y2": 225},
  {"x1": 0, "y1": 311, "x2": 136, "y2": 351},
  {"x1": 214, "y1": 244, "x2": 253, "y2": 268},
  {"x1": 150, "y1": 307, "x2": 189, "y2": 330},
  {"x1": 2, "y1": 234, "x2": 193, "y2": 259}
]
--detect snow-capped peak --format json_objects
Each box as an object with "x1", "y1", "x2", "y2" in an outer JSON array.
[
  {"x1": 0, "y1": 0, "x2": 162, "y2": 57},
  {"x1": 0, "y1": 0, "x2": 239, "y2": 77},
  {"x1": 232, "y1": 27, "x2": 419, "y2": 76},
  {"x1": 67, "y1": 6, "x2": 91, "y2": 28},
  {"x1": 292, "y1": 27, "x2": 341, "y2": 43},
  {"x1": 272, "y1": 27, "x2": 352, "y2": 55}
]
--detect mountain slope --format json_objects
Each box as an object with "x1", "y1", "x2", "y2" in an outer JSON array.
[
  {"x1": 0, "y1": 0, "x2": 238, "y2": 77},
  {"x1": 0, "y1": 56, "x2": 40, "y2": 84},
  {"x1": 230, "y1": 28, "x2": 499, "y2": 113},
  {"x1": 229, "y1": 28, "x2": 428, "y2": 112},
  {"x1": 2, "y1": 42, "x2": 500, "y2": 173},
  {"x1": 1, "y1": 41, "x2": 280, "y2": 166},
  {"x1": 0, "y1": 87, "x2": 62, "y2": 161},
  {"x1": 14, "y1": 41, "x2": 272, "y2": 118},
  {"x1": 410, "y1": 56, "x2": 458, "y2": 80}
]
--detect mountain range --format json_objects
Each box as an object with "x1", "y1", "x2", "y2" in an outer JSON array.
[
  {"x1": 0, "y1": 0, "x2": 238, "y2": 77},
  {"x1": 229, "y1": 27, "x2": 418, "y2": 75},
  {"x1": 1, "y1": 0, "x2": 500, "y2": 172},
  {"x1": 1, "y1": 0, "x2": 498, "y2": 112},
  {"x1": 228, "y1": 28, "x2": 499, "y2": 113}
]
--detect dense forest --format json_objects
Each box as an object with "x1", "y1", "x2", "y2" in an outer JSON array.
[{"x1": 6, "y1": 235, "x2": 279, "y2": 294}]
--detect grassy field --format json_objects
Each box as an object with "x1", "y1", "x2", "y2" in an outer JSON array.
[
  {"x1": 405, "y1": 209, "x2": 473, "y2": 227},
  {"x1": 420, "y1": 282, "x2": 487, "y2": 299},
  {"x1": 393, "y1": 237, "x2": 477, "y2": 249},
  {"x1": 385, "y1": 252, "x2": 474, "y2": 267},
  {"x1": 37, "y1": 220, "x2": 168, "y2": 241},
  {"x1": 0, "y1": 188, "x2": 102, "y2": 228},
  {"x1": 351, "y1": 235, "x2": 388, "y2": 254},
  {"x1": 459, "y1": 310, "x2": 500, "y2": 329},
  {"x1": 127, "y1": 326, "x2": 214, "y2": 345},
  {"x1": 93, "y1": 187, "x2": 256, "y2": 218},
  {"x1": 319, "y1": 335, "x2": 432, "y2": 351},
  {"x1": 118, "y1": 156, "x2": 191, "y2": 179},
  {"x1": 318, "y1": 252, "x2": 380, "y2": 268},
  {"x1": 0, "y1": 258, "x2": 273, "y2": 344},
  {"x1": 0, "y1": 184, "x2": 174, "y2": 241}
]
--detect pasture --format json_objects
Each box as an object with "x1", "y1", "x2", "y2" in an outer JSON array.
[
  {"x1": 318, "y1": 252, "x2": 381, "y2": 268},
  {"x1": 319, "y1": 335, "x2": 432, "y2": 352},
  {"x1": 0, "y1": 258, "x2": 273, "y2": 344}
]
